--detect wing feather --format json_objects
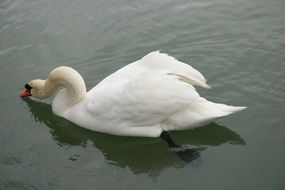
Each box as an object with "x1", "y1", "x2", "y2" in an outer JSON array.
[{"x1": 140, "y1": 51, "x2": 211, "y2": 88}]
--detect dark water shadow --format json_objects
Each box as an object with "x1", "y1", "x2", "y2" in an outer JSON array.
[{"x1": 21, "y1": 98, "x2": 245, "y2": 176}]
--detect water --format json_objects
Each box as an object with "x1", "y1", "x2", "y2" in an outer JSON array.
[{"x1": 1, "y1": 0, "x2": 285, "y2": 189}]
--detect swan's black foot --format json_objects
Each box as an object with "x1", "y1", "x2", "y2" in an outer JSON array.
[
  {"x1": 160, "y1": 131, "x2": 180, "y2": 148},
  {"x1": 160, "y1": 131, "x2": 201, "y2": 163},
  {"x1": 171, "y1": 147, "x2": 201, "y2": 163}
]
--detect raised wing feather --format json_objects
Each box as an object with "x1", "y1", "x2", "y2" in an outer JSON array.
[{"x1": 140, "y1": 51, "x2": 210, "y2": 88}]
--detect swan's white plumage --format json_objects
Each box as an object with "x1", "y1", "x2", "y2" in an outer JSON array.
[{"x1": 27, "y1": 51, "x2": 246, "y2": 137}]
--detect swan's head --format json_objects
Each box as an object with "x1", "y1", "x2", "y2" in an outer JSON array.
[
  {"x1": 20, "y1": 66, "x2": 86, "y2": 102},
  {"x1": 20, "y1": 79, "x2": 52, "y2": 99}
]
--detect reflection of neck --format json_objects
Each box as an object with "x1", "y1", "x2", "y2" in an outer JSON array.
[{"x1": 47, "y1": 67, "x2": 86, "y2": 117}]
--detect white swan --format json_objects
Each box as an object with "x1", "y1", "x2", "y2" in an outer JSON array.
[{"x1": 20, "y1": 51, "x2": 246, "y2": 138}]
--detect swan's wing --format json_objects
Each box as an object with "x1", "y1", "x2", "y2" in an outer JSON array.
[
  {"x1": 88, "y1": 70, "x2": 204, "y2": 127},
  {"x1": 93, "y1": 51, "x2": 210, "y2": 90},
  {"x1": 140, "y1": 51, "x2": 210, "y2": 88}
]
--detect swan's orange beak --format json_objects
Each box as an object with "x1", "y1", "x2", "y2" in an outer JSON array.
[{"x1": 20, "y1": 89, "x2": 31, "y2": 97}]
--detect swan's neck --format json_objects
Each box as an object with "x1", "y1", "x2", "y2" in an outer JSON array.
[{"x1": 46, "y1": 67, "x2": 87, "y2": 117}]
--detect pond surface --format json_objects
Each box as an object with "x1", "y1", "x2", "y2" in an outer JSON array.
[{"x1": 1, "y1": 0, "x2": 285, "y2": 189}]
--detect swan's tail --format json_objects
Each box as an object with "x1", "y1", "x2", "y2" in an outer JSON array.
[
  {"x1": 204, "y1": 101, "x2": 247, "y2": 116},
  {"x1": 164, "y1": 100, "x2": 246, "y2": 131}
]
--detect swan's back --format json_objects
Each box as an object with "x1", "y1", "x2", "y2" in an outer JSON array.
[{"x1": 91, "y1": 51, "x2": 210, "y2": 92}]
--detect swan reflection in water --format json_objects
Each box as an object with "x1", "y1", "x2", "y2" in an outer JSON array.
[{"x1": 22, "y1": 98, "x2": 245, "y2": 176}]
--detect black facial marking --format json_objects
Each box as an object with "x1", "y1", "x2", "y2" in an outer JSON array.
[{"x1": 25, "y1": 84, "x2": 32, "y2": 90}]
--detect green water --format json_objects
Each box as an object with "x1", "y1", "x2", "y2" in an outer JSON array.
[{"x1": 1, "y1": 0, "x2": 285, "y2": 189}]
